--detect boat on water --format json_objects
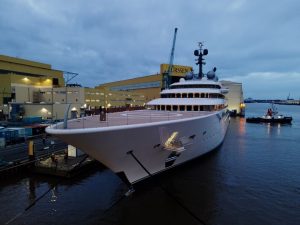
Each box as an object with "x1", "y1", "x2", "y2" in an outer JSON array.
[
  {"x1": 246, "y1": 104, "x2": 292, "y2": 124},
  {"x1": 46, "y1": 43, "x2": 230, "y2": 185}
]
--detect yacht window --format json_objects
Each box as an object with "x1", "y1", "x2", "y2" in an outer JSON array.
[
  {"x1": 176, "y1": 93, "x2": 181, "y2": 98},
  {"x1": 193, "y1": 105, "x2": 199, "y2": 111},
  {"x1": 182, "y1": 93, "x2": 187, "y2": 98},
  {"x1": 200, "y1": 105, "x2": 204, "y2": 111},
  {"x1": 157, "y1": 105, "x2": 161, "y2": 110},
  {"x1": 166, "y1": 105, "x2": 171, "y2": 111},
  {"x1": 161, "y1": 105, "x2": 165, "y2": 110},
  {"x1": 187, "y1": 106, "x2": 192, "y2": 111},
  {"x1": 171, "y1": 94, "x2": 175, "y2": 98},
  {"x1": 201, "y1": 93, "x2": 205, "y2": 98},
  {"x1": 195, "y1": 93, "x2": 200, "y2": 98},
  {"x1": 173, "y1": 105, "x2": 178, "y2": 111},
  {"x1": 179, "y1": 105, "x2": 185, "y2": 111},
  {"x1": 188, "y1": 93, "x2": 193, "y2": 98}
]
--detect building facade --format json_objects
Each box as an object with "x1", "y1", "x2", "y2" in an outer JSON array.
[
  {"x1": 220, "y1": 80, "x2": 245, "y2": 116},
  {"x1": 96, "y1": 64, "x2": 193, "y2": 102},
  {"x1": 0, "y1": 55, "x2": 147, "y2": 120}
]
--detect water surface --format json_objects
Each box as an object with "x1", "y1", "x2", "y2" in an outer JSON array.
[{"x1": 1, "y1": 103, "x2": 299, "y2": 225}]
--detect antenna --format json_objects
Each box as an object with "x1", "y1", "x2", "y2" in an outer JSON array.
[{"x1": 194, "y1": 42, "x2": 208, "y2": 79}]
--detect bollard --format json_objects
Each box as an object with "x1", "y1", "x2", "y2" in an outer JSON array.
[{"x1": 28, "y1": 140, "x2": 35, "y2": 161}]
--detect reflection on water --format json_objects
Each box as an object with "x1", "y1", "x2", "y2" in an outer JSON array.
[
  {"x1": 50, "y1": 187, "x2": 57, "y2": 203},
  {"x1": 28, "y1": 178, "x2": 36, "y2": 204},
  {"x1": 0, "y1": 103, "x2": 300, "y2": 225},
  {"x1": 238, "y1": 117, "x2": 246, "y2": 135}
]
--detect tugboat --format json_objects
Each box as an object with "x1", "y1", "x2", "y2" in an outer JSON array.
[{"x1": 246, "y1": 104, "x2": 292, "y2": 124}]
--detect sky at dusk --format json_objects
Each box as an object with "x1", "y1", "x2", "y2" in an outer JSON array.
[{"x1": 0, "y1": 0, "x2": 299, "y2": 99}]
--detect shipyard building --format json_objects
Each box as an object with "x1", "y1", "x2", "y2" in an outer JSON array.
[{"x1": 0, "y1": 55, "x2": 146, "y2": 121}]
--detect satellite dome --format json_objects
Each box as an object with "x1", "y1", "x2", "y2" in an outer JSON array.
[
  {"x1": 185, "y1": 71, "x2": 194, "y2": 80},
  {"x1": 207, "y1": 67, "x2": 217, "y2": 80}
]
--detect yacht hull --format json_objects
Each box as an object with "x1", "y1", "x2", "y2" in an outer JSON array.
[{"x1": 46, "y1": 110, "x2": 229, "y2": 184}]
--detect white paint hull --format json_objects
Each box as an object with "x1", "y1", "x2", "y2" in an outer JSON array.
[{"x1": 47, "y1": 109, "x2": 229, "y2": 184}]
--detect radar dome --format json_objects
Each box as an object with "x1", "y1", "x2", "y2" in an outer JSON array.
[
  {"x1": 207, "y1": 67, "x2": 217, "y2": 80},
  {"x1": 185, "y1": 71, "x2": 194, "y2": 80}
]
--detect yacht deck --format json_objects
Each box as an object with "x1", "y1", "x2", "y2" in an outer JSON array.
[{"x1": 54, "y1": 110, "x2": 213, "y2": 130}]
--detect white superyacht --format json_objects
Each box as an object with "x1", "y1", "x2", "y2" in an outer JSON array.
[{"x1": 46, "y1": 43, "x2": 230, "y2": 185}]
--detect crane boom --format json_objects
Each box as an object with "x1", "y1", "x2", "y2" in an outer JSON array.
[{"x1": 163, "y1": 27, "x2": 178, "y2": 89}]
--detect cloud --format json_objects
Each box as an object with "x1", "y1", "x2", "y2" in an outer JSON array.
[
  {"x1": 226, "y1": 72, "x2": 300, "y2": 99},
  {"x1": 0, "y1": 0, "x2": 299, "y2": 98}
]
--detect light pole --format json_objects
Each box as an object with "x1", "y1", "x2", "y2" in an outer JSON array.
[{"x1": 63, "y1": 71, "x2": 79, "y2": 104}]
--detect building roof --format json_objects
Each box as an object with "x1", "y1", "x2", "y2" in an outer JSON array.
[{"x1": 0, "y1": 54, "x2": 63, "y2": 78}]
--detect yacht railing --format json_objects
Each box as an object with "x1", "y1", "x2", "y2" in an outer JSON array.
[{"x1": 54, "y1": 110, "x2": 210, "y2": 130}]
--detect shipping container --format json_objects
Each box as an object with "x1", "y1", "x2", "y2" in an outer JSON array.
[
  {"x1": 7, "y1": 127, "x2": 26, "y2": 138},
  {"x1": 25, "y1": 127, "x2": 33, "y2": 137},
  {"x1": 23, "y1": 116, "x2": 42, "y2": 124},
  {"x1": 3, "y1": 128, "x2": 25, "y2": 144}
]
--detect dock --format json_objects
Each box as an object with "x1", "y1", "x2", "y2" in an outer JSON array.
[{"x1": 34, "y1": 153, "x2": 95, "y2": 178}]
